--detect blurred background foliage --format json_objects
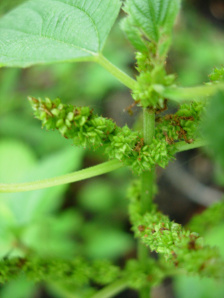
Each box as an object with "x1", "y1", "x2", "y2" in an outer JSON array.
[{"x1": 0, "y1": 0, "x2": 224, "y2": 297}]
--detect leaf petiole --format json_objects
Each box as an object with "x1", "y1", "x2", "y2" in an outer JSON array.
[
  {"x1": 176, "y1": 139, "x2": 207, "y2": 152},
  {"x1": 0, "y1": 160, "x2": 123, "y2": 193},
  {"x1": 154, "y1": 83, "x2": 224, "y2": 102},
  {"x1": 97, "y1": 54, "x2": 137, "y2": 89},
  {"x1": 91, "y1": 278, "x2": 129, "y2": 298}
]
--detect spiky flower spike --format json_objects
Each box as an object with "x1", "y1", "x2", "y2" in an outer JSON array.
[{"x1": 29, "y1": 97, "x2": 203, "y2": 174}]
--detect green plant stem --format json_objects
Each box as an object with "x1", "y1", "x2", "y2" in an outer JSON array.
[
  {"x1": 153, "y1": 83, "x2": 224, "y2": 102},
  {"x1": 91, "y1": 279, "x2": 129, "y2": 298},
  {"x1": 176, "y1": 139, "x2": 207, "y2": 152},
  {"x1": 97, "y1": 54, "x2": 137, "y2": 89},
  {"x1": 138, "y1": 108, "x2": 155, "y2": 298},
  {"x1": 0, "y1": 160, "x2": 123, "y2": 193},
  {"x1": 140, "y1": 109, "x2": 155, "y2": 214}
]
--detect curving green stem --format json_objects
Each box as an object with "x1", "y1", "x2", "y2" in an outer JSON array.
[
  {"x1": 155, "y1": 82, "x2": 224, "y2": 102},
  {"x1": 0, "y1": 160, "x2": 123, "y2": 193},
  {"x1": 138, "y1": 108, "x2": 155, "y2": 298},
  {"x1": 97, "y1": 54, "x2": 137, "y2": 89},
  {"x1": 176, "y1": 139, "x2": 207, "y2": 152},
  {"x1": 91, "y1": 279, "x2": 129, "y2": 298}
]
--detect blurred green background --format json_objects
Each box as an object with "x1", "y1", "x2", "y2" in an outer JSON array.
[{"x1": 0, "y1": 0, "x2": 224, "y2": 297}]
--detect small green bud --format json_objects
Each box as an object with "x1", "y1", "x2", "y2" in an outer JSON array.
[
  {"x1": 56, "y1": 119, "x2": 64, "y2": 128},
  {"x1": 51, "y1": 108, "x2": 60, "y2": 117},
  {"x1": 59, "y1": 125, "x2": 67, "y2": 135}
]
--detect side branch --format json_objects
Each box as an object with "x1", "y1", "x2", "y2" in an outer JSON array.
[
  {"x1": 97, "y1": 54, "x2": 137, "y2": 89},
  {"x1": 176, "y1": 139, "x2": 207, "y2": 152},
  {"x1": 153, "y1": 83, "x2": 224, "y2": 102},
  {"x1": 92, "y1": 279, "x2": 129, "y2": 298},
  {"x1": 0, "y1": 160, "x2": 123, "y2": 193}
]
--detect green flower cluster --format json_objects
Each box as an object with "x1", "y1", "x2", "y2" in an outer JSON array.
[
  {"x1": 0, "y1": 257, "x2": 120, "y2": 288},
  {"x1": 132, "y1": 52, "x2": 175, "y2": 109},
  {"x1": 156, "y1": 101, "x2": 206, "y2": 143},
  {"x1": 28, "y1": 96, "x2": 116, "y2": 149},
  {"x1": 209, "y1": 67, "x2": 224, "y2": 82},
  {"x1": 124, "y1": 258, "x2": 165, "y2": 290},
  {"x1": 29, "y1": 97, "x2": 204, "y2": 174},
  {"x1": 0, "y1": 256, "x2": 167, "y2": 292},
  {"x1": 128, "y1": 182, "x2": 224, "y2": 278},
  {"x1": 29, "y1": 97, "x2": 178, "y2": 174}
]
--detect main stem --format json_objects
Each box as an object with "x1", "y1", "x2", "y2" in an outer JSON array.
[{"x1": 138, "y1": 108, "x2": 155, "y2": 298}]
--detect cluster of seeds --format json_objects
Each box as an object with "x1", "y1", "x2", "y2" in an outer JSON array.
[
  {"x1": 155, "y1": 101, "x2": 206, "y2": 144},
  {"x1": 29, "y1": 97, "x2": 203, "y2": 174},
  {"x1": 0, "y1": 257, "x2": 120, "y2": 288},
  {"x1": 128, "y1": 181, "x2": 224, "y2": 277}
]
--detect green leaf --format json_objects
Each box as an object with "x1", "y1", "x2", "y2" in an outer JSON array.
[
  {"x1": 22, "y1": 210, "x2": 81, "y2": 257},
  {"x1": 0, "y1": 145, "x2": 83, "y2": 257},
  {"x1": 121, "y1": 15, "x2": 148, "y2": 52},
  {"x1": 0, "y1": 0, "x2": 121, "y2": 67},
  {"x1": 0, "y1": 146, "x2": 84, "y2": 225},
  {"x1": 0, "y1": 139, "x2": 36, "y2": 183},
  {"x1": 0, "y1": 277, "x2": 36, "y2": 298},
  {"x1": 78, "y1": 180, "x2": 114, "y2": 212},
  {"x1": 174, "y1": 275, "x2": 224, "y2": 298},
  {"x1": 84, "y1": 227, "x2": 134, "y2": 259},
  {"x1": 122, "y1": 0, "x2": 180, "y2": 46}
]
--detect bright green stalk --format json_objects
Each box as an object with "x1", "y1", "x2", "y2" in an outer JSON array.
[
  {"x1": 97, "y1": 54, "x2": 137, "y2": 89},
  {"x1": 154, "y1": 83, "x2": 224, "y2": 102},
  {"x1": 141, "y1": 109, "x2": 155, "y2": 213},
  {"x1": 0, "y1": 160, "x2": 123, "y2": 193},
  {"x1": 176, "y1": 139, "x2": 207, "y2": 152},
  {"x1": 92, "y1": 279, "x2": 129, "y2": 298},
  {"x1": 138, "y1": 108, "x2": 155, "y2": 298}
]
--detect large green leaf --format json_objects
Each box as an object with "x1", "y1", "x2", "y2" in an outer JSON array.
[
  {"x1": 0, "y1": 0, "x2": 121, "y2": 67},
  {"x1": 122, "y1": 0, "x2": 180, "y2": 47}
]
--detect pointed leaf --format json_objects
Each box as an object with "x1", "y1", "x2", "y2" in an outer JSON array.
[{"x1": 0, "y1": 0, "x2": 121, "y2": 67}]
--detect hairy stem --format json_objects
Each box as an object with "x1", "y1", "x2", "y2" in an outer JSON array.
[
  {"x1": 97, "y1": 54, "x2": 137, "y2": 89},
  {"x1": 0, "y1": 160, "x2": 123, "y2": 193},
  {"x1": 138, "y1": 108, "x2": 155, "y2": 298},
  {"x1": 92, "y1": 279, "x2": 129, "y2": 298}
]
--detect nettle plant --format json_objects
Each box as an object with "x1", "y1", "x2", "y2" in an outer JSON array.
[{"x1": 0, "y1": 0, "x2": 224, "y2": 297}]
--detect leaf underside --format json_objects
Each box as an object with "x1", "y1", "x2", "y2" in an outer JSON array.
[{"x1": 0, "y1": 0, "x2": 121, "y2": 67}]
